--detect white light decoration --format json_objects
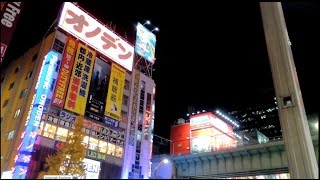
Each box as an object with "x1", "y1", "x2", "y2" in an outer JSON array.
[{"x1": 215, "y1": 109, "x2": 240, "y2": 128}]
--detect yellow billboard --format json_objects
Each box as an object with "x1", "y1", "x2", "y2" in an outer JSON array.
[
  {"x1": 64, "y1": 43, "x2": 96, "y2": 115},
  {"x1": 104, "y1": 63, "x2": 126, "y2": 120}
]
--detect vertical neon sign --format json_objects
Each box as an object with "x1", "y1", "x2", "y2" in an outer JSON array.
[{"x1": 12, "y1": 50, "x2": 59, "y2": 179}]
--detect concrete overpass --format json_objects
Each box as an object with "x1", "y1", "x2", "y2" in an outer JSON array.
[{"x1": 151, "y1": 135, "x2": 318, "y2": 179}]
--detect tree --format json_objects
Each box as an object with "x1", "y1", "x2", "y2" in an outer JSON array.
[{"x1": 38, "y1": 115, "x2": 87, "y2": 179}]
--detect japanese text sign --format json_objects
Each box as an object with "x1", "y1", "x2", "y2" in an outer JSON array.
[
  {"x1": 52, "y1": 36, "x2": 78, "y2": 108},
  {"x1": 64, "y1": 43, "x2": 96, "y2": 115},
  {"x1": 1, "y1": 2, "x2": 24, "y2": 62},
  {"x1": 105, "y1": 63, "x2": 126, "y2": 120},
  {"x1": 58, "y1": 2, "x2": 134, "y2": 71},
  {"x1": 135, "y1": 22, "x2": 156, "y2": 64},
  {"x1": 12, "y1": 51, "x2": 59, "y2": 179}
]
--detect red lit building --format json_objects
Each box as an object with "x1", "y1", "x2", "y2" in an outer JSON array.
[
  {"x1": 170, "y1": 121, "x2": 190, "y2": 155},
  {"x1": 170, "y1": 112, "x2": 237, "y2": 155}
]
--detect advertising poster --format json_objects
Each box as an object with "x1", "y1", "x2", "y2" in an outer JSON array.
[
  {"x1": 1, "y1": 2, "x2": 24, "y2": 62},
  {"x1": 52, "y1": 36, "x2": 78, "y2": 108},
  {"x1": 135, "y1": 22, "x2": 157, "y2": 64},
  {"x1": 64, "y1": 43, "x2": 96, "y2": 115},
  {"x1": 44, "y1": 53, "x2": 62, "y2": 112},
  {"x1": 104, "y1": 63, "x2": 126, "y2": 121},
  {"x1": 85, "y1": 57, "x2": 111, "y2": 122},
  {"x1": 191, "y1": 136, "x2": 211, "y2": 153}
]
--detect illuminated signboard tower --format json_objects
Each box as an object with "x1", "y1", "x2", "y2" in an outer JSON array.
[{"x1": 121, "y1": 22, "x2": 157, "y2": 179}]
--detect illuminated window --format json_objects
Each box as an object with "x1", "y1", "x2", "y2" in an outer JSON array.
[
  {"x1": 115, "y1": 145, "x2": 123, "y2": 158},
  {"x1": 9, "y1": 82, "x2": 14, "y2": 90},
  {"x1": 121, "y1": 111, "x2": 128, "y2": 122},
  {"x1": 82, "y1": 135, "x2": 89, "y2": 148},
  {"x1": 88, "y1": 137, "x2": 99, "y2": 151},
  {"x1": 56, "y1": 127, "x2": 68, "y2": 142},
  {"x1": 38, "y1": 121, "x2": 45, "y2": 135},
  {"x1": 25, "y1": 71, "x2": 33, "y2": 79},
  {"x1": 14, "y1": 108, "x2": 21, "y2": 118},
  {"x1": 107, "y1": 143, "x2": 115, "y2": 156},
  {"x1": 7, "y1": 130, "x2": 15, "y2": 140},
  {"x1": 2, "y1": 99, "x2": 9, "y2": 108},
  {"x1": 43, "y1": 124, "x2": 57, "y2": 139},
  {"x1": 99, "y1": 141, "x2": 108, "y2": 153}
]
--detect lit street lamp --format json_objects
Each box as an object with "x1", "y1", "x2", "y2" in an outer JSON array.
[
  {"x1": 151, "y1": 27, "x2": 159, "y2": 32},
  {"x1": 153, "y1": 157, "x2": 177, "y2": 179},
  {"x1": 143, "y1": 20, "x2": 151, "y2": 26}
]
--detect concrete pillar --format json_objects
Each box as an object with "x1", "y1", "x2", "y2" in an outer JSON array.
[{"x1": 259, "y1": 2, "x2": 318, "y2": 179}]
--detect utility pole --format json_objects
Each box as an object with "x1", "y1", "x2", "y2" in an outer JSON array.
[{"x1": 260, "y1": 2, "x2": 318, "y2": 179}]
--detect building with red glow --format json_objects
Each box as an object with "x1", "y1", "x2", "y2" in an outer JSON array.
[{"x1": 170, "y1": 112, "x2": 237, "y2": 155}]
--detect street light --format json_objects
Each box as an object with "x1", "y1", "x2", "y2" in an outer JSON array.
[
  {"x1": 153, "y1": 157, "x2": 177, "y2": 179},
  {"x1": 151, "y1": 27, "x2": 159, "y2": 32},
  {"x1": 315, "y1": 122, "x2": 318, "y2": 130},
  {"x1": 142, "y1": 20, "x2": 151, "y2": 26}
]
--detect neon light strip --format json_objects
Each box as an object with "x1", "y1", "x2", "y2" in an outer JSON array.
[{"x1": 12, "y1": 51, "x2": 59, "y2": 179}]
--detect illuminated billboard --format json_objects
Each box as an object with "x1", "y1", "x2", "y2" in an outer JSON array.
[
  {"x1": 52, "y1": 36, "x2": 78, "y2": 108},
  {"x1": 190, "y1": 113, "x2": 211, "y2": 130},
  {"x1": 82, "y1": 158, "x2": 101, "y2": 179},
  {"x1": 208, "y1": 113, "x2": 233, "y2": 135},
  {"x1": 64, "y1": 43, "x2": 96, "y2": 115},
  {"x1": 60, "y1": 158, "x2": 101, "y2": 179},
  {"x1": 12, "y1": 51, "x2": 59, "y2": 179},
  {"x1": 1, "y1": 2, "x2": 24, "y2": 62},
  {"x1": 135, "y1": 23, "x2": 156, "y2": 64},
  {"x1": 85, "y1": 57, "x2": 111, "y2": 122},
  {"x1": 190, "y1": 112, "x2": 233, "y2": 134},
  {"x1": 190, "y1": 112, "x2": 236, "y2": 153},
  {"x1": 104, "y1": 63, "x2": 126, "y2": 121},
  {"x1": 58, "y1": 2, "x2": 134, "y2": 71}
]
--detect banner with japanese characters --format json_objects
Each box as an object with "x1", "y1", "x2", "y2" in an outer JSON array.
[
  {"x1": 85, "y1": 57, "x2": 111, "y2": 122},
  {"x1": 58, "y1": 2, "x2": 134, "y2": 71},
  {"x1": 104, "y1": 63, "x2": 126, "y2": 120},
  {"x1": 64, "y1": 43, "x2": 96, "y2": 115},
  {"x1": 1, "y1": 2, "x2": 24, "y2": 62},
  {"x1": 52, "y1": 36, "x2": 78, "y2": 108},
  {"x1": 44, "y1": 52, "x2": 62, "y2": 112}
]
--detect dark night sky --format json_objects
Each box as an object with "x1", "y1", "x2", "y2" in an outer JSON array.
[{"x1": 2, "y1": 2, "x2": 319, "y2": 139}]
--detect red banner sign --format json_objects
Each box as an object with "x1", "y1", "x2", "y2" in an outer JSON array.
[{"x1": 51, "y1": 36, "x2": 78, "y2": 108}]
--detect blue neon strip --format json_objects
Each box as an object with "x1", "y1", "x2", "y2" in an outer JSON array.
[{"x1": 12, "y1": 51, "x2": 59, "y2": 179}]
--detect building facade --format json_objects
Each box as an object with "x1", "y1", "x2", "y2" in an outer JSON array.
[
  {"x1": 169, "y1": 112, "x2": 238, "y2": 156},
  {"x1": 1, "y1": 2, "x2": 155, "y2": 179}
]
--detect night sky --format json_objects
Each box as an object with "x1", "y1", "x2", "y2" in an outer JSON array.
[{"x1": 2, "y1": 2, "x2": 319, "y2": 139}]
